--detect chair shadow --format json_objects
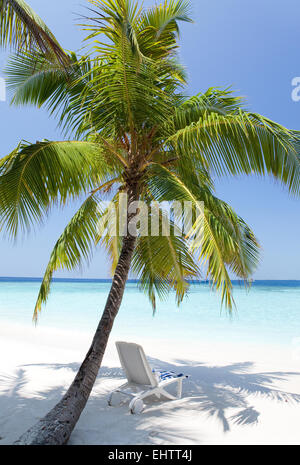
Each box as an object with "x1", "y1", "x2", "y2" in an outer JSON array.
[{"x1": 1, "y1": 357, "x2": 300, "y2": 444}]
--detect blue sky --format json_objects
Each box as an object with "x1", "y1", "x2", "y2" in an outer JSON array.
[{"x1": 0, "y1": 0, "x2": 300, "y2": 279}]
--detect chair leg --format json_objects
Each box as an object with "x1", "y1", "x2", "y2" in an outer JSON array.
[
  {"x1": 129, "y1": 396, "x2": 145, "y2": 414},
  {"x1": 128, "y1": 388, "x2": 161, "y2": 413},
  {"x1": 159, "y1": 387, "x2": 177, "y2": 400},
  {"x1": 108, "y1": 392, "x2": 113, "y2": 406},
  {"x1": 159, "y1": 378, "x2": 183, "y2": 400},
  {"x1": 108, "y1": 383, "x2": 130, "y2": 406},
  {"x1": 108, "y1": 390, "x2": 123, "y2": 406},
  {"x1": 177, "y1": 378, "x2": 183, "y2": 399}
]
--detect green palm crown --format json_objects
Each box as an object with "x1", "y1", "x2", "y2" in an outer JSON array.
[{"x1": 1, "y1": 0, "x2": 300, "y2": 321}]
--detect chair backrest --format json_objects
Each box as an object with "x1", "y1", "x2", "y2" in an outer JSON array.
[{"x1": 116, "y1": 341, "x2": 157, "y2": 387}]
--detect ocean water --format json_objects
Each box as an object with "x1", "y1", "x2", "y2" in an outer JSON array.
[{"x1": 0, "y1": 278, "x2": 300, "y2": 346}]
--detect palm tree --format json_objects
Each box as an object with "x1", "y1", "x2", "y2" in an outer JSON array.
[
  {"x1": 0, "y1": 0, "x2": 68, "y2": 65},
  {"x1": 1, "y1": 0, "x2": 300, "y2": 444}
]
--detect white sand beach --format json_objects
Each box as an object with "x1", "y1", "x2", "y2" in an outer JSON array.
[{"x1": 1, "y1": 321, "x2": 300, "y2": 445}]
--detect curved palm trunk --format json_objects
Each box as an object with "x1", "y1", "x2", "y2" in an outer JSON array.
[{"x1": 15, "y1": 232, "x2": 136, "y2": 445}]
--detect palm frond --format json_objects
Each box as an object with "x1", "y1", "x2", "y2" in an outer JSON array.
[
  {"x1": 169, "y1": 88, "x2": 300, "y2": 194},
  {"x1": 33, "y1": 193, "x2": 104, "y2": 321},
  {"x1": 174, "y1": 87, "x2": 245, "y2": 129},
  {"x1": 77, "y1": 0, "x2": 187, "y2": 137},
  {"x1": 0, "y1": 0, "x2": 69, "y2": 65},
  {"x1": 132, "y1": 213, "x2": 199, "y2": 313},
  {"x1": 83, "y1": 0, "x2": 143, "y2": 57},
  {"x1": 97, "y1": 191, "x2": 124, "y2": 274},
  {"x1": 0, "y1": 140, "x2": 108, "y2": 237},
  {"x1": 137, "y1": 0, "x2": 192, "y2": 59},
  {"x1": 144, "y1": 163, "x2": 260, "y2": 309},
  {"x1": 5, "y1": 52, "x2": 102, "y2": 138}
]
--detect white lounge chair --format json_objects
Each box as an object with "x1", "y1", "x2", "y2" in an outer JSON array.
[{"x1": 108, "y1": 341, "x2": 186, "y2": 414}]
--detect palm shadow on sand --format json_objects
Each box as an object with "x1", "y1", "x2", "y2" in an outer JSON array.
[{"x1": 1, "y1": 358, "x2": 300, "y2": 444}]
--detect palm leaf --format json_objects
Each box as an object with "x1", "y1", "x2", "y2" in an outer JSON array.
[
  {"x1": 169, "y1": 88, "x2": 300, "y2": 194},
  {"x1": 0, "y1": 140, "x2": 108, "y2": 237},
  {"x1": 0, "y1": 0, "x2": 69, "y2": 65},
  {"x1": 145, "y1": 163, "x2": 260, "y2": 309},
  {"x1": 4, "y1": 52, "x2": 101, "y2": 138},
  {"x1": 137, "y1": 0, "x2": 192, "y2": 59},
  {"x1": 132, "y1": 213, "x2": 199, "y2": 312},
  {"x1": 33, "y1": 193, "x2": 104, "y2": 321}
]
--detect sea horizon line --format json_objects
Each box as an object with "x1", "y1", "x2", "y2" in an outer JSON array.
[{"x1": 1, "y1": 277, "x2": 300, "y2": 285}]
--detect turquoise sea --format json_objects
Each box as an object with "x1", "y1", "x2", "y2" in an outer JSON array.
[{"x1": 0, "y1": 278, "x2": 300, "y2": 346}]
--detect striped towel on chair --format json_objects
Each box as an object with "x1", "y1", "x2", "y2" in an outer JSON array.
[{"x1": 152, "y1": 369, "x2": 188, "y2": 381}]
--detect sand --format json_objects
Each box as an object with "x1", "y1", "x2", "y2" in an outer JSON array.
[{"x1": 1, "y1": 320, "x2": 300, "y2": 445}]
